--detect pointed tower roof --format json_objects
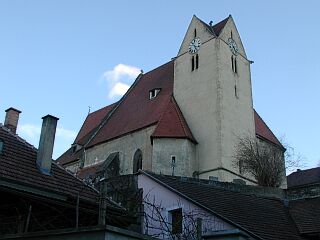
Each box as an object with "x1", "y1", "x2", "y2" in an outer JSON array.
[{"x1": 151, "y1": 97, "x2": 197, "y2": 144}]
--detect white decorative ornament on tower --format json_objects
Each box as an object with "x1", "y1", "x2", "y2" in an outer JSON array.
[{"x1": 188, "y1": 38, "x2": 201, "y2": 54}]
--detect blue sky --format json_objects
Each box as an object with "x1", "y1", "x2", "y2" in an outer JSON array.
[{"x1": 0, "y1": 1, "x2": 319, "y2": 169}]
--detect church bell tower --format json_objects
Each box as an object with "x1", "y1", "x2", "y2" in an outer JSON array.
[{"x1": 173, "y1": 15, "x2": 255, "y2": 182}]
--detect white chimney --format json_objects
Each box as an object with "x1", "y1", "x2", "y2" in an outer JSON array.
[{"x1": 36, "y1": 115, "x2": 59, "y2": 175}]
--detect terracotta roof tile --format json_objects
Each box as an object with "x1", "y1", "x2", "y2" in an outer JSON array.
[
  {"x1": 75, "y1": 103, "x2": 117, "y2": 144},
  {"x1": 151, "y1": 97, "x2": 197, "y2": 143},
  {"x1": 88, "y1": 61, "x2": 174, "y2": 147},
  {"x1": 287, "y1": 167, "x2": 320, "y2": 188},
  {"x1": 0, "y1": 125, "x2": 98, "y2": 203},
  {"x1": 254, "y1": 110, "x2": 283, "y2": 147}
]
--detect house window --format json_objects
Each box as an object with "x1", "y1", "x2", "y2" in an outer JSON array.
[
  {"x1": 0, "y1": 139, "x2": 3, "y2": 154},
  {"x1": 169, "y1": 208, "x2": 182, "y2": 234},
  {"x1": 149, "y1": 88, "x2": 161, "y2": 99}
]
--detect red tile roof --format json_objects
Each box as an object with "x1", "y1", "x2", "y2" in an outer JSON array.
[
  {"x1": 87, "y1": 61, "x2": 175, "y2": 147},
  {"x1": 254, "y1": 110, "x2": 283, "y2": 147},
  {"x1": 287, "y1": 167, "x2": 320, "y2": 188},
  {"x1": 0, "y1": 124, "x2": 98, "y2": 203},
  {"x1": 211, "y1": 16, "x2": 229, "y2": 36},
  {"x1": 151, "y1": 96, "x2": 197, "y2": 143},
  {"x1": 75, "y1": 102, "x2": 117, "y2": 145}
]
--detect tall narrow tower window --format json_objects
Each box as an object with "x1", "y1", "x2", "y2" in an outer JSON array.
[
  {"x1": 191, "y1": 56, "x2": 195, "y2": 71},
  {"x1": 195, "y1": 54, "x2": 199, "y2": 69},
  {"x1": 194, "y1": 28, "x2": 197, "y2": 38},
  {"x1": 235, "y1": 85, "x2": 239, "y2": 99},
  {"x1": 234, "y1": 58, "x2": 238, "y2": 74},
  {"x1": 231, "y1": 56, "x2": 234, "y2": 72}
]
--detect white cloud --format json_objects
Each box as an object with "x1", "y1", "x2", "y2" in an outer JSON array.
[
  {"x1": 18, "y1": 124, "x2": 76, "y2": 141},
  {"x1": 17, "y1": 124, "x2": 77, "y2": 158},
  {"x1": 101, "y1": 64, "x2": 140, "y2": 99},
  {"x1": 56, "y1": 127, "x2": 77, "y2": 140},
  {"x1": 108, "y1": 82, "x2": 130, "y2": 98},
  {"x1": 103, "y1": 64, "x2": 140, "y2": 82},
  {"x1": 18, "y1": 124, "x2": 41, "y2": 139}
]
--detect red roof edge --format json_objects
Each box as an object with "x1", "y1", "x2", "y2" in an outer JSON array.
[
  {"x1": 151, "y1": 96, "x2": 197, "y2": 144},
  {"x1": 254, "y1": 109, "x2": 284, "y2": 149}
]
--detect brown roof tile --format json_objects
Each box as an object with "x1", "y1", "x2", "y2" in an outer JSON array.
[
  {"x1": 151, "y1": 96, "x2": 197, "y2": 143},
  {"x1": 289, "y1": 197, "x2": 320, "y2": 235},
  {"x1": 287, "y1": 167, "x2": 320, "y2": 188},
  {"x1": 144, "y1": 172, "x2": 305, "y2": 240},
  {"x1": 0, "y1": 125, "x2": 96, "y2": 203},
  {"x1": 254, "y1": 110, "x2": 283, "y2": 147},
  {"x1": 87, "y1": 61, "x2": 175, "y2": 147}
]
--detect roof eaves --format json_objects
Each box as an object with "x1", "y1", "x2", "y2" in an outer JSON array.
[{"x1": 139, "y1": 170, "x2": 263, "y2": 240}]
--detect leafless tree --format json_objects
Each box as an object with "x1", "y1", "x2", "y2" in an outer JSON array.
[
  {"x1": 142, "y1": 193, "x2": 227, "y2": 240},
  {"x1": 233, "y1": 136, "x2": 303, "y2": 187}
]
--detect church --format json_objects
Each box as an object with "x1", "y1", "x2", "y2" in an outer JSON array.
[{"x1": 57, "y1": 15, "x2": 285, "y2": 186}]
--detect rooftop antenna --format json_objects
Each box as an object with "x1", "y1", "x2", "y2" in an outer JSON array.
[{"x1": 88, "y1": 106, "x2": 91, "y2": 115}]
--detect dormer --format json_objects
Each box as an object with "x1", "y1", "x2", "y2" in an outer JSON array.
[{"x1": 149, "y1": 88, "x2": 161, "y2": 100}]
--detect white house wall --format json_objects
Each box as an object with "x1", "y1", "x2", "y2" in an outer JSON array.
[{"x1": 138, "y1": 174, "x2": 234, "y2": 239}]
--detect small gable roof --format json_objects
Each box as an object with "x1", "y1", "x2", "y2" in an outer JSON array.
[
  {"x1": 141, "y1": 171, "x2": 304, "y2": 240},
  {"x1": 287, "y1": 167, "x2": 320, "y2": 188},
  {"x1": 151, "y1": 96, "x2": 197, "y2": 143}
]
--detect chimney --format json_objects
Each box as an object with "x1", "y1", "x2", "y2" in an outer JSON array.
[
  {"x1": 36, "y1": 115, "x2": 59, "y2": 175},
  {"x1": 4, "y1": 107, "x2": 21, "y2": 134}
]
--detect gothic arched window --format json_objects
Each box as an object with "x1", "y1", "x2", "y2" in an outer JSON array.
[{"x1": 133, "y1": 149, "x2": 142, "y2": 173}]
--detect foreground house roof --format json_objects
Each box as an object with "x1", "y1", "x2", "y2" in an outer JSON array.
[
  {"x1": 0, "y1": 124, "x2": 121, "y2": 210},
  {"x1": 287, "y1": 167, "x2": 320, "y2": 188},
  {"x1": 141, "y1": 171, "x2": 307, "y2": 240}
]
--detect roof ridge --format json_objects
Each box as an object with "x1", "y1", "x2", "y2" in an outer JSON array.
[
  {"x1": 170, "y1": 96, "x2": 189, "y2": 138},
  {"x1": 0, "y1": 123, "x2": 37, "y2": 151}
]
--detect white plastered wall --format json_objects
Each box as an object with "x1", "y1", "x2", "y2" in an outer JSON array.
[
  {"x1": 84, "y1": 126, "x2": 156, "y2": 175},
  {"x1": 152, "y1": 138, "x2": 196, "y2": 177}
]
